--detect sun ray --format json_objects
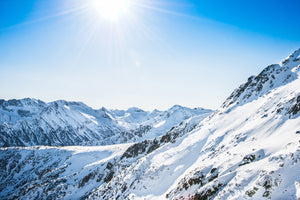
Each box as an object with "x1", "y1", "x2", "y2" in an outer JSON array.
[
  {"x1": 8, "y1": 0, "x2": 202, "y2": 67},
  {"x1": 132, "y1": 1, "x2": 202, "y2": 21},
  {"x1": 0, "y1": 5, "x2": 88, "y2": 31}
]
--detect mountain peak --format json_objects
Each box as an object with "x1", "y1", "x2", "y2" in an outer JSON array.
[
  {"x1": 0, "y1": 99, "x2": 212, "y2": 147},
  {"x1": 1, "y1": 50, "x2": 300, "y2": 200},
  {"x1": 222, "y1": 48, "x2": 300, "y2": 110},
  {"x1": 0, "y1": 98, "x2": 46, "y2": 108},
  {"x1": 281, "y1": 48, "x2": 300, "y2": 66},
  {"x1": 169, "y1": 105, "x2": 184, "y2": 110},
  {"x1": 127, "y1": 107, "x2": 145, "y2": 113}
]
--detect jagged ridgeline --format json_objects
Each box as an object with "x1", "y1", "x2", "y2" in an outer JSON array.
[
  {"x1": 0, "y1": 100, "x2": 212, "y2": 147},
  {"x1": 0, "y1": 49, "x2": 300, "y2": 200}
]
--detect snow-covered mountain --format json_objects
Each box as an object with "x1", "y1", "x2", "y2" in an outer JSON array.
[
  {"x1": 0, "y1": 116, "x2": 202, "y2": 199},
  {"x1": 1, "y1": 49, "x2": 300, "y2": 200},
  {"x1": 0, "y1": 100, "x2": 212, "y2": 147}
]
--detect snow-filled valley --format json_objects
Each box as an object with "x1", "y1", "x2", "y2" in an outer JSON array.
[{"x1": 1, "y1": 49, "x2": 300, "y2": 199}]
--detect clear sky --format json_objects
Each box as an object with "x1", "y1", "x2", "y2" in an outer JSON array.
[{"x1": 1, "y1": 0, "x2": 300, "y2": 110}]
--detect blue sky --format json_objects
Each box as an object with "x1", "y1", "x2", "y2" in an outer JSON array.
[{"x1": 0, "y1": 0, "x2": 300, "y2": 110}]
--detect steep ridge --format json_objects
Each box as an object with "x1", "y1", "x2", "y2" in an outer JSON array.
[
  {"x1": 222, "y1": 48, "x2": 300, "y2": 110},
  {"x1": 0, "y1": 100, "x2": 212, "y2": 147},
  {"x1": 0, "y1": 49, "x2": 299, "y2": 200},
  {"x1": 86, "y1": 49, "x2": 300, "y2": 199}
]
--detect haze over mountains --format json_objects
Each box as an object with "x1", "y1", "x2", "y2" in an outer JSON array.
[{"x1": 0, "y1": 49, "x2": 300, "y2": 199}]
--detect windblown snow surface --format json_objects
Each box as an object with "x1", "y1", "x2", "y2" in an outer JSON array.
[{"x1": 1, "y1": 49, "x2": 300, "y2": 200}]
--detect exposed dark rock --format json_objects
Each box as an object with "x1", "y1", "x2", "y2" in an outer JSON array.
[
  {"x1": 121, "y1": 140, "x2": 150, "y2": 159},
  {"x1": 104, "y1": 171, "x2": 115, "y2": 183},
  {"x1": 147, "y1": 139, "x2": 160, "y2": 154},
  {"x1": 194, "y1": 183, "x2": 223, "y2": 200},
  {"x1": 245, "y1": 187, "x2": 258, "y2": 197},
  {"x1": 106, "y1": 162, "x2": 113, "y2": 170},
  {"x1": 239, "y1": 154, "x2": 256, "y2": 166},
  {"x1": 79, "y1": 171, "x2": 98, "y2": 188},
  {"x1": 17, "y1": 109, "x2": 32, "y2": 117},
  {"x1": 239, "y1": 150, "x2": 265, "y2": 166},
  {"x1": 288, "y1": 95, "x2": 300, "y2": 116}
]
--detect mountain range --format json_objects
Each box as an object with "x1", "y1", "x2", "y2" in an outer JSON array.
[
  {"x1": 0, "y1": 49, "x2": 300, "y2": 199},
  {"x1": 0, "y1": 100, "x2": 212, "y2": 147}
]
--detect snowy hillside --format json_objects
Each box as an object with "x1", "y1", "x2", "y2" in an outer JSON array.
[
  {"x1": 0, "y1": 115, "x2": 204, "y2": 199},
  {"x1": 0, "y1": 144, "x2": 132, "y2": 199},
  {"x1": 1, "y1": 49, "x2": 300, "y2": 200},
  {"x1": 87, "y1": 49, "x2": 300, "y2": 199},
  {"x1": 0, "y1": 100, "x2": 212, "y2": 147}
]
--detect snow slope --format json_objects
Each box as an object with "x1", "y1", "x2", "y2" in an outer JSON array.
[
  {"x1": 0, "y1": 144, "x2": 132, "y2": 199},
  {"x1": 86, "y1": 49, "x2": 300, "y2": 199},
  {"x1": 1, "y1": 49, "x2": 300, "y2": 200},
  {"x1": 0, "y1": 99, "x2": 212, "y2": 147},
  {"x1": 0, "y1": 113, "x2": 203, "y2": 199}
]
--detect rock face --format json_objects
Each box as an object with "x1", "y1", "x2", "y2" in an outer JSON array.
[
  {"x1": 1, "y1": 49, "x2": 300, "y2": 200},
  {"x1": 0, "y1": 99, "x2": 212, "y2": 147}
]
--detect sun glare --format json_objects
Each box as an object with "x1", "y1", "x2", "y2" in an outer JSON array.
[{"x1": 92, "y1": 0, "x2": 131, "y2": 21}]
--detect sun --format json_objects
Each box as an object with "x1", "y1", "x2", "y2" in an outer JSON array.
[{"x1": 92, "y1": 0, "x2": 131, "y2": 21}]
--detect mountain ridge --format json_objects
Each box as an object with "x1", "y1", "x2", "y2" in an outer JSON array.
[
  {"x1": 222, "y1": 48, "x2": 300, "y2": 111},
  {"x1": 86, "y1": 48, "x2": 300, "y2": 199},
  {"x1": 0, "y1": 49, "x2": 300, "y2": 199},
  {"x1": 0, "y1": 98, "x2": 213, "y2": 147}
]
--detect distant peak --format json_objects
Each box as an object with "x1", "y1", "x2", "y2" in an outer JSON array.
[
  {"x1": 53, "y1": 100, "x2": 68, "y2": 105},
  {"x1": 2, "y1": 98, "x2": 46, "y2": 107},
  {"x1": 170, "y1": 105, "x2": 183, "y2": 110},
  {"x1": 281, "y1": 48, "x2": 300, "y2": 65},
  {"x1": 52, "y1": 100, "x2": 87, "y2": 107},
  {"x1": 19, "y1": 98, "x2": 39, "y2": 102},
  {"x1": 127, "y1": 107, "x2": 145, "y2": 113},
  {"x1": 99, "y1": 107, "x2": 108, "y2": 112},
  {"x1": 152, "y1": 109, "x2": 161, "y2": 113},
  {"x1": 290, "y1": 48, "x2": 300, "y2": 57}
]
